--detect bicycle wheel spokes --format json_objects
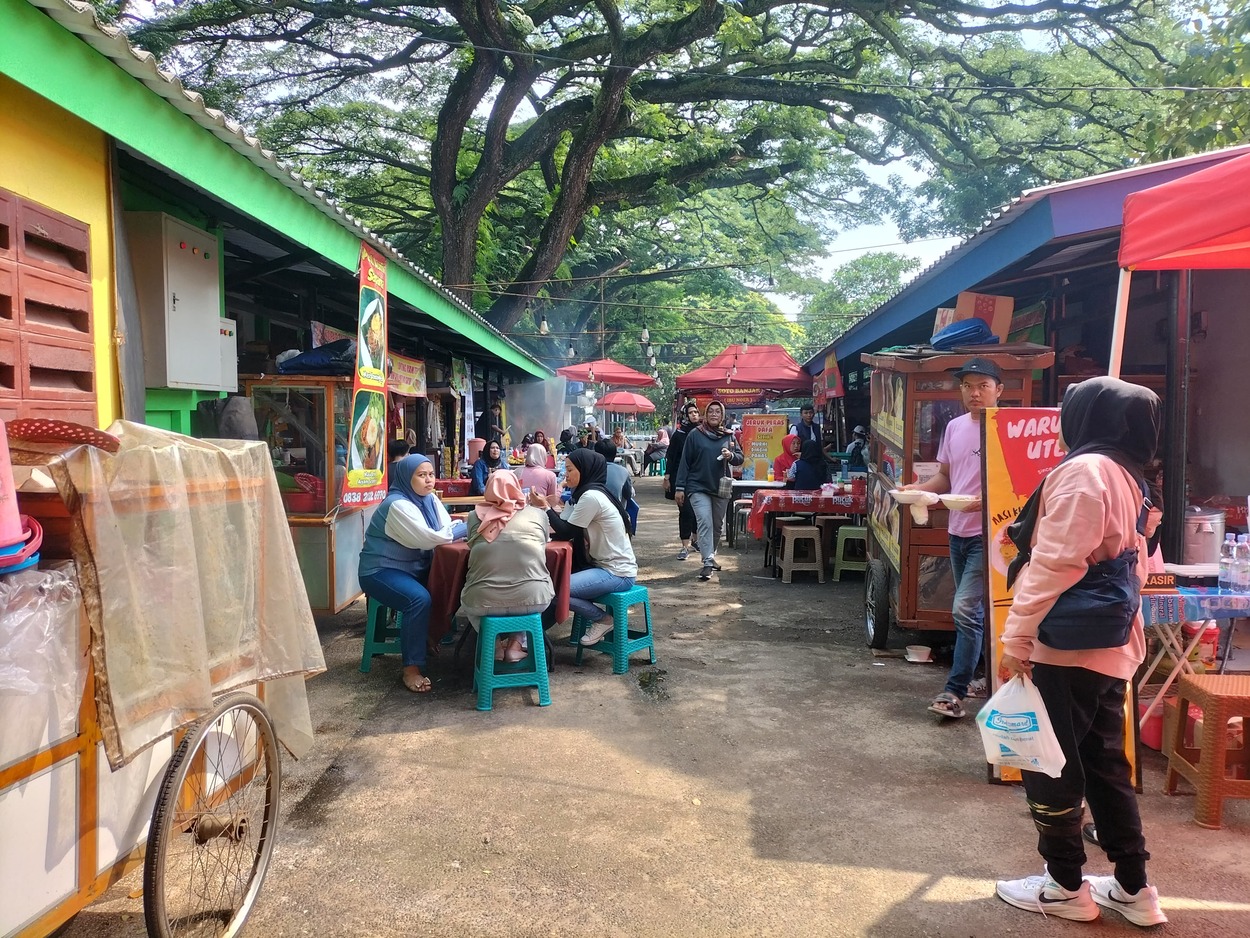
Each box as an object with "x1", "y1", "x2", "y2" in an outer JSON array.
[{"x1": 145, "y1": 694, "x2": 281, "y2": 938}]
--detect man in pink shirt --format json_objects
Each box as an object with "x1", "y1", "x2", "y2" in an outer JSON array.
[{"x1": 901, "y1": 357, "x2": 1002, "y2": 719}]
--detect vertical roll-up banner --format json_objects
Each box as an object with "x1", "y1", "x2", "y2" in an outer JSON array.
[{"x1": 344, "y1": 244, "x2": 389, "y2": 506}]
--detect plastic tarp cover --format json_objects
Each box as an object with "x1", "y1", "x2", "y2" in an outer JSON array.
[
  {"x1": 0, "y1": 563, "x2": 85, "y2": 770},
  {"x1": 504, "y1": 378, "x2": 568, "y2": 442},
  {"x1": 23, "y1": 422, "x2": 326, "y2": 769}
]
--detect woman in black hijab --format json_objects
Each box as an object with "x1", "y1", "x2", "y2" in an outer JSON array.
[
  {"x1": 994, "y1": 377, "x2": 1166, "y2": 927},
  {"x1": 529, "y1": 449, "x2": 637, "y2": 646},
  {"x1": 792, "y1": 439, "x2": 831, "y2": 490}
]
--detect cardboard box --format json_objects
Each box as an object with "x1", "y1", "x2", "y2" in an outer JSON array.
[{"x1": 933, "y1": 292, "x2": 1014, "y2": 342}]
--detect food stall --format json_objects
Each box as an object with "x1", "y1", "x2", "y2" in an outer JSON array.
[
  {"x1": 3, "y1": 418, "x2": 324, "y2": 938},
  {"x1": 860, "y1": 344, "x2": 1055, "y2": 648},
  {"x1": 242, "y1": 375, "x2": 373, "y2": 614}
]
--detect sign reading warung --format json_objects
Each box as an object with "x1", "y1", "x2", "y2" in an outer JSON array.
[{"x1": 343, "y1": 245, "x2": 389, "y2": 505}]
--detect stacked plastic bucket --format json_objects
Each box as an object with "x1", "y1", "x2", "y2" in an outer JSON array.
[{"x1": 0, "y1": 419, "x2": 42, "y2": 574}]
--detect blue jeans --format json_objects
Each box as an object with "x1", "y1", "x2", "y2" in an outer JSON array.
[
  {"x1": 360, "y1": 567, "x2": 432, "y2": 668},
  {"x1": 568, "y1": 568, "x2": 635, "y2": 622},
  {"x1": 946, "y1": 534, "x2": 986, "y2": 698}
]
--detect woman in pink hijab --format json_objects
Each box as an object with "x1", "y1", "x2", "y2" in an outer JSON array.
[{"x1": 459, "y1": 472, "x2": 555, "y2": 662}]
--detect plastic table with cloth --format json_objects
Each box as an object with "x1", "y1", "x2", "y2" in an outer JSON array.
[{"x1": 1138, "y1": 586, "x2": 1250, "y2": 730}]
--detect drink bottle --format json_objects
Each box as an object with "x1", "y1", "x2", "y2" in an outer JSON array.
[{"x1": 1219, "y1": 533, "x2": 1236, "y2": 591}]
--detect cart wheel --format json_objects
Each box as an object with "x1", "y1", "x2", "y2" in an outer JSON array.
[
  {"x1": 865, "y1": 558, "x2": 892, "y2": 649},
  {"x1": 143, "y1": 692, "x2": 281, "y2": 938}
]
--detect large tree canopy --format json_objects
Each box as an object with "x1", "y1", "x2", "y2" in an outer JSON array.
[{"x1": 107, "y1": 0, "x2": 1167, "y2": 336}]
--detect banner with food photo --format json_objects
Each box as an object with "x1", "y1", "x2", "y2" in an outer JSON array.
[
  {"x1": 739, "y1": 413, "x2": 789, "y2": 480},
  {"x1": 344, "y1": 245, "x2": 389, "y2": 505},
  {"x1": 982, "y1": 407, "x2": 1065, "y2": 782}
]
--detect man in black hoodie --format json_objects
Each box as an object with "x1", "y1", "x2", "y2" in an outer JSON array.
[
  {"x1": 664, "y1": 400, "x2": 701, "y2": 560},
  {"x1": 675, "y1": 400, "x2": 744, "y2": 581}
]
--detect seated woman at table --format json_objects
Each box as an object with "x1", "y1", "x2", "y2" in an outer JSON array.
[
  {"x1": 643, "y1": 429, "x2": 669, "y2": 469},
  {"x1": 612, "y1": 427, "x2": 641, "y2": 476},
  {"x1": 470, "y1": 439, "x2": 506, "y2": 495},
  {"x1": 532, "y1": 429, "x2": 549, "y2": 451},
  {"x1": 460, "y1": 472, "x2": 556, "y2": 663},
  {"x1": 792, "y1": 439, "x2": 831, "y2": 489},
  {"x1": 556, "y1": 429, "x2": 577, "y2": 455},
  {"x1": 530, "y1": 449, "x2": 637, "y2": 647},
  {"x1": 515, "y1": 443, "x2": 560, "y2": 499},
  {"x1": 773, "y1": 433, "x2": 801, "y2": 482},
  {"x1": 359, "y1": 454, "x2": 466, "y2": 694}
]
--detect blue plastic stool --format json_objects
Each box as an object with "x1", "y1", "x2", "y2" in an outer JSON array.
[
  {"x1": 473, "y1": 613, "x2": 551, "y2": 710},
  {"x1": 359, "y1": 598, "x2": 403, "y2": 673},
  {"x1": 570, "y1": 584, "x2": 656, "y2": 674}
]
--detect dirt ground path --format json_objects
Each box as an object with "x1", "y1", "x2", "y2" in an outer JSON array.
[{"x1": 64, "y1": 476, "x2": 1250, "y2": 937}]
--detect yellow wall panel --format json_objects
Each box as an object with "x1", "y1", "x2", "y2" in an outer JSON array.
[{"x1": 0, "y1": 75, "x2": 117, "y2": 428}]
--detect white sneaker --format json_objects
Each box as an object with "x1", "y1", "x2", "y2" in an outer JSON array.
[
  {"x1": 995, "y1": 872, "x2": 1100, "y2": 921},
  {"x1": 579, "y1": 618, "x2": 615, "y2": 645},
  {"x1": 1084, "y1": 876, "x2": 1168, "y2": 927}
]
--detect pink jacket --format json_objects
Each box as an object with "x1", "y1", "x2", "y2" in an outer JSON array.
[{"x1": 1001, "y1": 454, "x2": 1148, "y2": 681}]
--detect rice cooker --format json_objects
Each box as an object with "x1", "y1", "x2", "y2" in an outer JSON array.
[{"x1": 1183, "y1": 506, "x2": 1226, "y2": 565}]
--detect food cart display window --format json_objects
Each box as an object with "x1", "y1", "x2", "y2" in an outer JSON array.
[
  {"x1": 250, "y1": 384, "x2": 333, "y2": 514},
  {"x1": 912, "y1": 399, "x2": 965, "y2": 463}
]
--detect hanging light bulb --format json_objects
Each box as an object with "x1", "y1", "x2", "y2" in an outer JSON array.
[
  {"x1": 648, "y1": 353, "x2": 656, "y2": 368},
  {"x1": 587, "y1": 366, "x2": 595, "y2": 383},
  {"x1": 651, "y1": 369, "x2": 659, "y2": 380},
  {"x1": 566, "y1": 341, "x2": 575, "y2": 359},
  {"x1": 641, "y1": 323, "x2": 650, "y2": 344},
  {"x1": 539, "y1": 312, "x2": 549, "y2": 336},
  {"x1": 732, "y1": 363, "x2": 738, "y2": 376}
]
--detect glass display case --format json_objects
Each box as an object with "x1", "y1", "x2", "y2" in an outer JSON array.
[
  {"x1": 243, "y1": 375, "x2": 369, "y2": 613},
  {"x1": 859, "y1": 345, "x2": 1055, "y2": 648}
]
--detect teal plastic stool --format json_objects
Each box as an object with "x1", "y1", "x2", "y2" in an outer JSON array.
[
  {"x1": 647, "y1": 456, "x2": 666, "y2": 476},
  {"x1": 571, "y1": 585, "x2": 656, "y2": 674},
  {"x1": 473, "y1": 613, "x2": 551, "y2": 710},
  {"x1": 359, "y1": 598, "x2": 403, "y2": 673}
]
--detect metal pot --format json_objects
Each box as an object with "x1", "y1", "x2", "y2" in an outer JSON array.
[{"x1": 1183, "y1": 506, "x2": 1226, "y2": 565}]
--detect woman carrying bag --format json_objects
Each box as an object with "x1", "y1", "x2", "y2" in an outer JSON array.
[{"x1": 993, "y1": 377, "x2": 1166, "y2": 927}]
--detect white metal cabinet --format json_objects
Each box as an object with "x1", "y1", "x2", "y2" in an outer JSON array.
[{"x1": 123, "y1": 212, "x2": 223, "y2": 390}]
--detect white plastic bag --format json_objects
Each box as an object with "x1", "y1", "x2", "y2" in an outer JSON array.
[{"x1": 976, "y1": 675, "x2": 1067, "y2": 778}]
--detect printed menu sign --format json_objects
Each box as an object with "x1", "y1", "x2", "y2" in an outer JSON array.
[
  {"x1": 739, "y1": 414, "x2": 789, "y2": 480},
  {"x1": 344, "y1": 244, "x2": 389, "y2": 505}
]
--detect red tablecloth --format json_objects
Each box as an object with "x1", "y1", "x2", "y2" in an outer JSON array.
[
  {"x1": 427, "y1": 541, "x2": 572, "y2": 639},
  {"x1": 746, "y1": 489, "x2": 866, "y2": 539}
]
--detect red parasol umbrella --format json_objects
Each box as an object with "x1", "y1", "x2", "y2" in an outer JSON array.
[
  {"x1": 556, "y1": 358, "x2": 657, "y2": 387},
  {"x1": 597, "y1": 390, "x2": 656, "y2": 414}
]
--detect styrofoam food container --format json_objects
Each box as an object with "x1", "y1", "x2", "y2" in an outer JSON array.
[
  {"x1": 939, "y1": 494, "x2": 979, "y2": 511},
  {"x1": 905, "y1": 645, "x2": 932, "y2": 662},
  {"x1": 890, "y1": 489, "x2": 938, "y2": 505}
]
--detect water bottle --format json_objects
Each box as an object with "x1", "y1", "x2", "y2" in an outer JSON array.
[
  {"x1": 1219, "y1": 533, "x2": 1237, "y2": 591},
  {"x1": 1235, "y1": 535, "x2": 1250, "y2": 593}
]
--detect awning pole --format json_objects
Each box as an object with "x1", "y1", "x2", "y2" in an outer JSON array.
[{"x1": 1108, "y1": 268, "x2": 1131, "y2": 378}]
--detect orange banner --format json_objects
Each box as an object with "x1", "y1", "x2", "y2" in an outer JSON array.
[
  {"x1": 739, "y1": 414, "x2": 789, "y2": 480},
  {"x1": 343, "y1": 245, "x2": 389, "y2": 506}
]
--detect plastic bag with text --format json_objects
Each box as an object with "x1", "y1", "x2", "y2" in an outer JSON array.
[{"x1": 976, "y1": 675, "x2": 1066, "y2": 779}]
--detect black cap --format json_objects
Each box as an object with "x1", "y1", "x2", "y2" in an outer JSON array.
[{"x1": 952, "y1": 357, "x2": 1002, "y2": 382}]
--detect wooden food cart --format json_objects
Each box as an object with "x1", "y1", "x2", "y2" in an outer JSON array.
[
  {"x1": 860, "y1": 345, "x2": 1054, "y2": 648},
  {"x1": 2, "y1": 420, "x2": 323, "y2": 938},
  {"x1": 242, "y1": 375, "x2": 372, "y2": 614}
]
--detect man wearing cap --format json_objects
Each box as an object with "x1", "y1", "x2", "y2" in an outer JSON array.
[
  {"x1": 845, "y1": 425, "x2": 869, "y2": 472},
  {"x1": 900, "y1": 356, "x2": 1003, "y2": 719}
]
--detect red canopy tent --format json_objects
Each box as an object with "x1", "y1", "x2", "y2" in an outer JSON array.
[
  {"x1": 1111, "y1": 151, "x2": 1250, "y2": 375},
  {"x1": 556, "y1": 358, "x2": 657, "y2": 387},
  {"x1": 675, "y1": 345, "x2": 810, "y2": 407}
]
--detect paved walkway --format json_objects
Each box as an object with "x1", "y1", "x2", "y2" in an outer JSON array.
[{"x1": 65, "y1": 477, "x2": 1250, "y2": 936}]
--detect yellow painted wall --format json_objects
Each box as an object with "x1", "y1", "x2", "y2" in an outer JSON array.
[{"x1": 0, "y1": 75, "x2": 118, "y2": 428}]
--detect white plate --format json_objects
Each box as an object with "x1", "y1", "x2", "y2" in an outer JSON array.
[
  {"x1": 939, "y1": 494, "x2": 979, "y2": 511},
  {"x1": 889, "y1": 489, "x2": 939, "y2": 506}
]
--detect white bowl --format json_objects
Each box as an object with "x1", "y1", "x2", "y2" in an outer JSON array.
[
  {"x1": 939, "y1": 494, "x2": 980, "y2": 511},
  {"x1": 905, "y1": 645, "x2": 932, "y2": 662},
  {"x1": 889, "y1": 489, "x2": 939, "y2": 506}
]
